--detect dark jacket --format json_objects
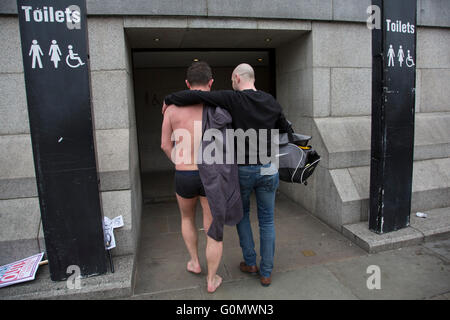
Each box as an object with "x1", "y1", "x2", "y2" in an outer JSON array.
[
  {"x1": 165, "y1": 89, "x2": 292, "y2": 165},
  {"x1": 198, "y1": 105, "x2": 243, "y2": 241}
]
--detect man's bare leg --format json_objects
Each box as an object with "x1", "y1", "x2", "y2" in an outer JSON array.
[
  {"x1": 206, "y1": 236, "x2": 223, "y2": 293},
  {"x1": 199, "y1": 196, "x2": 223, "y2": 293},
  {"x1": 176, "y1": 194, "x2": 201, "y2": 274}
]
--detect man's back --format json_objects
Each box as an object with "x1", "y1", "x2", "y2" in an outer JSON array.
[
  {"x1": 164, "y1": 104, "x2": 203, "y2": 170},
  {"x1": 164, "y1": 89, "x2": 290, "y2": 164}
]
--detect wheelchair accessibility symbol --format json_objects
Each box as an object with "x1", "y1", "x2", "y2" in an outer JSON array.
[
  {"x1": 406, "y1": 50, "x2": 415, "y2": 68},
  {"x1": 65, "y1": 45, "x2": 85, "y2": 68}
]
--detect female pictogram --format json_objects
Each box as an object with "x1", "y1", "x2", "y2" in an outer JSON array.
[
  {"x1": 65, "y1": 44, "x2": 85, "y2": 68},
  {"x1": 48, "y1": 40, "x2": 62, "y2": 68},
  {"x1": 29, "y1": 40, "x2": 43, "y2": 69},
  {"x1": 397, "y1": 45, "x2": 405, "y2": 67}
]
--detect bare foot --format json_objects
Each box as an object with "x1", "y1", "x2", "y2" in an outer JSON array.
[
  {"x1": 187, "y1": 260, "x2": 201, "y2": 274},
  {"x1": 207, "y1": 275, "x2": 223, "y2": 293}
]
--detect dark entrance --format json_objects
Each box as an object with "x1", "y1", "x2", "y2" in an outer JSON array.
[{"x1": 131, "y1": 50, "x2": 275, "y2": 204}]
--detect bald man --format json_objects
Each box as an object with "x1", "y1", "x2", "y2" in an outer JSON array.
[{"x1": 163, "y1": 63, "x2": 293, "y2": 287}]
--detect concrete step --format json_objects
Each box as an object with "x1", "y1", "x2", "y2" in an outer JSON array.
[
  {"x1": 330, "y1": 157, "x2": 450, "y2": 228},
  {"x1": 0, "y1": 254, "x2": 135, "y2": 300},
  {"x1": 280, "y1": 156, "x2": 450, "y2": 234},
  {"x1": 313, "y1": 112, "x2": 450, "y2": 169},
  {"x1": 342, "y1": 207, "x2": 450, "y2": 253}
]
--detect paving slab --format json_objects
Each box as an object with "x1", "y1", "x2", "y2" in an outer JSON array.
[
  {"x1": 128, "y1": 287, "x2": 204, "y2": 300},
  {"x1": 422, "y1": 238, "x2": 450, "y2": 262},
  {"x1": 203, "y1": 265, "x2": 358, "y2": 300},
  {"x1": 410, "y1": 207, "x2": 450, "y2": 241},
  {"x1": 135, "y1": 193, "x2": 366, "y2": 296},
  {"x1": 324, "y1": 245, "x2": 450, "y2": 300},
  {"x1": 133, "y1": 250, "x2": 231, "y2": 295}
]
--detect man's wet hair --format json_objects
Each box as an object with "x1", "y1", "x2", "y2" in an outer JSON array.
[{"x1": 186, "y1": 61, "x2": 213, "y2": 86}]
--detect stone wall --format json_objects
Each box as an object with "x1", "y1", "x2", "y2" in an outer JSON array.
[{"x1": 277, "y1": 21, "x2": 450, "y2": 231}]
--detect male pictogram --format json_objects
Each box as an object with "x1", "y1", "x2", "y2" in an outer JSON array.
[
  {"x1": 387, "y1": 44, "x2": 395, "y2": 67},
  {"x1": 29, "y1": 40, "x2": 43, "y2": 69}
]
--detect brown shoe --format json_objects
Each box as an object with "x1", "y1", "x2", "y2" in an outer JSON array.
[
  {"x1": 260, "y1": 276, "x2": 271, "y2": 287},
  {"x1": 239, "y1": 262, "x2": 258, "y2": 275}
]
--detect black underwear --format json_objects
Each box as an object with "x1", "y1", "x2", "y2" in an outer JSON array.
[{"x1": 174, "y1": 170, "x2": 206, "y2": 198}]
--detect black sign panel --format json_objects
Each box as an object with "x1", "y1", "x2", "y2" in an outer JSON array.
[
  {"x1": 17, "y1": 0, "x2": 107, "y2": 280},
  {"x1": 369, "y1": 0, "x2": 417, "y2": 233}
]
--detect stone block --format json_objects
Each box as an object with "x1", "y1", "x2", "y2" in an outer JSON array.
[
  {"x1": 288, "y1": 68, "x2": 313, "y2": 117},
  {"x1": 276, "y1": 33, "x2": 312, "y2": 74},
  {"x1": 420, "y1": 69, "x2": 450, "y2": 113},
  {"x1": 0, "y1": 73, "x2": 29, "y2": 134},
  {"x1": 276, "y1": 73, "x2": 290, "y2": 112},
  {"x1": 332, "y1": 0, "x2": 371, "y2": 22},
  {"x1": 312, "y1": 22, "x2": 371, "y2": 68},
  {"x1": 123, "y1": 16, "x2": 188, "y2": 29},
  {"x1": 314, "y1": 112, "x2": 450, "y2": 170},
  {"x1": 329, "y1": 168, "x2": 363, "y2": 225},
  {"x1": 256, "y1": 19, "x2": 311, "y2": 31},
  {"x1": 207, "y1": 0, "x2": 333, "y2": 20},
  {"x1": 313, "y1": 67, "x2": 331, "y2": 117},
  {"x1": 187, "y1": 17, "x2": 258, "y2": 30},
  {"x1": 0, "y1": 17, "x2": 23, "y2": 73},
  {"x1": 347, "y1": 157, "x2": 450, "y2": 215},
  {"x1": 99, "y1": 171, "x2": 130, "y2": 192},
  {"x1": 101, "y1": 190, "x2": 134, "y2": 256},
  {"x1": 415, "y1": 68, "x2": 421, "y2": 112},
  {"x1": 95, "y1": 129, "x2": 129, "y2": 173},
  {"x1": 331, "y1": 68, "x2": 371, "y2": 116},
  {"x1": 347, "y1": 166, "x2": 370, "y2": 199},
  {"x1": 91, "y1": 70, "x2": 129, "y2": 130},
  {"x1": 314, "y1": 165, "x2": 342, "y2": 231},
  {"x1": 0, "y1": 197, "x2": 42, "y2": 265},
  {"x1": 409, "y1": 114, "x2": 443, "y2": 150},
  {"x1": 0, "y1": 177, "x2": 37, "y2": 200},
  {"x1": 87, "y1": 17, "x2": 126, "y2": 71},
  {"x1": 0, "y1": 134, "x2": 35, "y2": 179},
  {"x1": 314, "y1": 116, "x2": 371, "y2": 169},
  {"x1": 87, "y1": 0, "x2": 207, "y2": 16},
  {"x1": 418, "y1": 0, "x2": 450, "y2": 28},
  {"x1": 417, "y1": 27, "x2": 450, "y2": 69},
  {"x1": 0, "y1": 1, "x2": 16, "y2": 14},
  {"x1": 330, "y1": 168, "x2": 360, "y2": 203},
  {"x1": 412, "y1": 158, "x2": 450, "y2": 193}
]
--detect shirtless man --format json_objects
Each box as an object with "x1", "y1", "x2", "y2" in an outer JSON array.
[{"x1": 161, "y1": 61, "x2": 223, "y2": 293}]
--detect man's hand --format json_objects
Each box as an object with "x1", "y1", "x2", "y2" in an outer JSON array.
[{"x1": 162, "y1": 101, "x2": 168, "y2": 115}]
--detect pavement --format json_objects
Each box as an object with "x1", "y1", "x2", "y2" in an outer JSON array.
[
  {"x1": 128, "y1": 193, "x2": 450, "y2": 300},
  {"x1": 1, "y1": 192, "x2": 449, "y2": 300}
]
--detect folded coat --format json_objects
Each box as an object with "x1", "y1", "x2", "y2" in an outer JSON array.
[{"x1": 197, "y1": 105, "x2": 243, "y2": 242}]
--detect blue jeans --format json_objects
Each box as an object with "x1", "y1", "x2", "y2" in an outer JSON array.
[{"x1": 236, "y1": 163, "x2": 279, "y2": 278}]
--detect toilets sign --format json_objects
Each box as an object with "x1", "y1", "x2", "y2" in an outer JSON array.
[
  {"x1": 18, "y1": 1, "x2": 86, "y2": 70},
  {"x1": 16, "y1": 0, "x2": 107, "y2": 281}
]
